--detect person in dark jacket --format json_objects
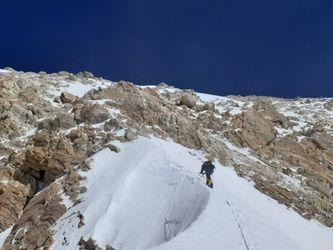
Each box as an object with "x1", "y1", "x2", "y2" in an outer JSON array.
[{"x1": 200, "y1": 158, "x2": 215, "y2": 188}]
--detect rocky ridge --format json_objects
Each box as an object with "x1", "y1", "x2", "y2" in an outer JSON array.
[{"x1": 0, "y1": 68, "x2": 332, "y2": 249}]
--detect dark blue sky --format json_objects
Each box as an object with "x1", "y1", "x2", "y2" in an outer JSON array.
[{"x1": 1, "y1": 0, "x2": 333, "y2": 97}]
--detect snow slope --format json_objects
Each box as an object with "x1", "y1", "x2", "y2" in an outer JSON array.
[
  {"x1": 51, "y1": 136, "x2": 333, "y2": 250},
  {"x1": 0, "y1": 227, "x2": 12, "y2": 247}
]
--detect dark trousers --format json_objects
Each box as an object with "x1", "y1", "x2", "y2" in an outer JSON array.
[{"x1": 205, "y1": 173, "x2": 212, "y2": 186}]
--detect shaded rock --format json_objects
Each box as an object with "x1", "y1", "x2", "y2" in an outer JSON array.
[
  {"x1": 203, "y1": 102, "x2": 215, "y2": 112},
  {"x1": 60, "y1": 92, "x2": 78, "y2": 104},
  {"x1": 74, "y1": 103, "x2": 110, "y2": 124},
  {"x1": 107, "y1": 144, "x2": 121, "y2": 153},
  {"x1": 179, "y1": 93, "x2": 197, "y2": 108},
  {"x1": 0, "y1": 180, "x2": 29, "y2": 232},
  {"x1": 78, "y1": 237, "x2": 101, "y2": 250},
  {"x1": 62, "y1": 169, "x2": 86, "y2": 203},
  {"x1": 23, "y1": 134, "x2": 83, "y2": 183},
  {"x1": 104, "y1": 118, "x2": 124, "y2": 131},
  {"x1": 2, "y1": 183, "x2": 67, "y2": 249},
  {"x1": 83, "y1": 71, "x2": 94, "y2": 78},
  {"x1": 252, "y1": 100, "x2": 293, "y2": 129},
  {"x1": 38, "y1": 113, "x2": 76, "y2": 131},
  {"x1": 227, "y1": 108, "x2": 277, "y2": 151},
  {"x1": 77, "y1": 212, "x2": 85, "y2": 228},
  {"x1": 124, "y1": 129, "x2": 137, "y2": 141},
  {"x1": 53, "y1": 96, "x2": 61, "y2": 103}
]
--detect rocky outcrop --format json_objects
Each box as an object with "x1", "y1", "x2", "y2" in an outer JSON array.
[
  {"x1": 227, "y1": 108, "x2": 277, "y2": 151},
  {"x1": 22, "y1": 131, "x2": 84, "y2": 184},
  {"x1": 179, "y1": 93, "x2": 198, "y2": 108},
  {"x1": 74, "y1": 103, "x2": 110, "y2": 124},
  {"x1": 0, "y1": 180, "x2": 29, "y2": 232},
  {"x1": 60, "y1": 92, "x2": 78, "y2": 104},
  {"x1": 2, "y1": 183, "x2": 67, "y2": 249},
  {"x1": 252, "y1": 100, "x2": 293, "y2": 128},
  {"x1": 38, "y1": 113, "x2": 76, "y2": 131}
]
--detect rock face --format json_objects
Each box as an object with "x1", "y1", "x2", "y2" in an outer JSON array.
[
  {"x1": 74, "y1": 103, "x2": 110, "y2": 124},
  {"x1": 22, "y1": 131, "x2": 84, "y2": 184},
  {"x1": 252, "y1": 100, "x2": 294, "y2": 128},
  {"x1": 2, "y1": 183, "x2": 67, "y2": 249},
  {"x1": 0, "y1": 69, "x2": 332, "y2": 249},
  {"x1": 38, "y1": 113, "x2": 76, "y2": 131},
  {"x1": 227, "y1": 107, "x2": 277, "y2": 150},
  {"x1": 0, "y1": 180, "x2": 29, "y2": 232}
]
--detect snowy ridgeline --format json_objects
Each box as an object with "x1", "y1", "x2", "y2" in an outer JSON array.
[{"x1": 48, "y1": 136, "x2": 333, "y2": 250}]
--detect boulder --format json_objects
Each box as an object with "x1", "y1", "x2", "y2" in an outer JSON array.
[
  {"x1": 82, "y1": 71, "x2": 94, "y2": 78},
  {"x1": 203, "y1": 102, "x2": 215, "y2": 112},
  {"x1": 38, "y1": 113, "x2": 76, "y2": 131},
  {"x1": 74, "y1": 103, "x2": 110, "y2": 124},
  {"x1": 60, "y1": 92, "x2": 78, "y2": 104},
  {"x1": 124, "y1": 129, "x2": 137, "y2": 141},
  {"x1": 104, "y1": 118, "x2": 124, "y2": 131},
  {"x1": 227, "y1": 108, "x2": 277, "y2": 150},
  {"x1": 23, "y1": 134, "x2": 83, "y2": 183},
  {"x1": 107, "y1": 144, "x2": 121, "y2": 153},
  {"x1": 252, "y1": 100, "x2": 293, "y2": 129},
  {"x1": 179, "y1": 93, "x2": 197, "y2": 108}
]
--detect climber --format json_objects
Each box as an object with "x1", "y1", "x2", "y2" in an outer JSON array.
[{"x1": 200, "y1": 156, "x2": 215, "y2": 188}]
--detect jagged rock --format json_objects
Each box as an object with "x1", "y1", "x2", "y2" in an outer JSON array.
[
  {"x1": 104, "y1": 118, "x2": 124, "y2": 131},
  {"x1": 83, "y1": 71, "x2": 94, "y2": 78},
  {"x1": 33, "y1": 130, "x2": 51, "y2": 147},
  {"x1": 23, "y1": 134, "x2": 83, "y2": 183},
  {"x1": 0, "y1": 75, "x2": 21, "y2": 99},
  {"x1": 67, "y1": 74, "x2": 77, "y2": 81},
  {"x1": 310, "y1": 133, "x2": 333, "y2": 150},
  {"x1": 0, "y1": 180, "x2": 29, "y2": 232},
  {"x1": 74, "y1": 103, "x2": 110, "y2": 124},
  {"x1": 157, "y1": 82, "x2": 169, "y2": 88},
  {"x1": 124, "y1": 129, "x2": 137, "y2": 141},
  {"x1": 107, "y1": 144, "x2": 121, "y2": 152},
  {"x1": 179, "y1": 93, "x2": 197, "y2": 108},
  {"x1": 324, "y1": 100, "x2": 333, "y2": 110},
  {"x1": 78, "y1": 237, "x2": 101, "y2": 250},
  {"x1": 60, "y1": 92, "x2": 78, "y2": 104},
  {"x1": 77, "y1": 212, "x2": 85, "y2": 228},
  {"x1": 18, "y1": 86, "x2": 39, "y2": 103},
  {"x1": 53, "y1": 96, "x2": 61, "y2": 103},
  {"x1": 227, "y1": 108, "x2": 277, "y2": 151},
  {"x1": 2, "y1": 183, "x2": 67, "y2": 249},
  {"x1": 38, "y1": 113, "x2": 76, "y2": 131},
  {"x1": 62, "y1": 169, "x2": 86, "y2": 203},
  {"x1": 203, "y1": 102, "x2": 215, "y2": 112},
  {"x1": 79, "y1": 186, "x2": 87, "y2": 193},
  {"x1": 76, "y1": 72, "x2": 84, "y2": 78},
  {"x1": 252, "y1": 100, "x2": 293, "y2": 129}
]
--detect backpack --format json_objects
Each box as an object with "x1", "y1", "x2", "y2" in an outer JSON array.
[{"x1": 204, "y1": 161, "x2": 215, "y2": 175}]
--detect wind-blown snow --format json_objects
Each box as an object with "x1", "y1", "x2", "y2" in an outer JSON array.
[
  {"x1": 59, "y1": 81, "x2": 94, "y2": 97},
  {"x1": 49, "y1": 79, "x2": 114, "y2": 99},
  {"x1": 51, "y1": 136, "x2": 333, "y2": 250}
]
